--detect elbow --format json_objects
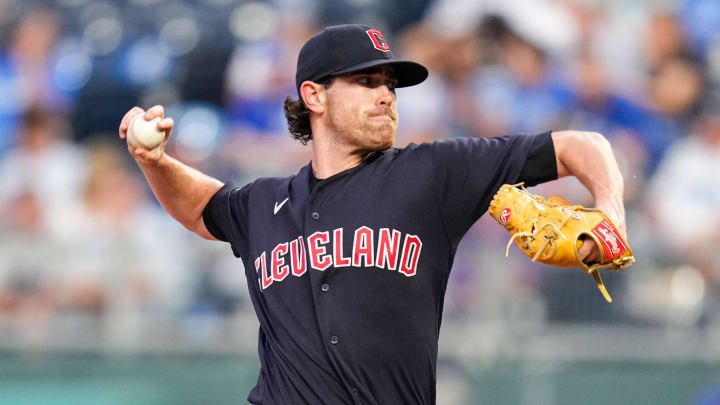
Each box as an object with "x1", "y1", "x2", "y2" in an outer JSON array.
[
  {"x1": 552, "y1": 130, "x2": 613, "y2": 178},
  {"x1": 582, "y1": 131, "x2": 611, "y2": 150},
  {"x1": 187, "y1": 216, "x2": 217, "y2": 241},
  {"x1": 553, "y1": 130, "x2": 611, "y2": 152}
]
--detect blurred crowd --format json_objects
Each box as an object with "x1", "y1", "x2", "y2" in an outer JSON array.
[{"x1": 0, "y1": 0, "x2": 719, "y2": 353}]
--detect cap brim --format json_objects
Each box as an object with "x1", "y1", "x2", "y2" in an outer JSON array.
[{"x1": 331, "y1": 59, "x2": 428, "y2": 88}]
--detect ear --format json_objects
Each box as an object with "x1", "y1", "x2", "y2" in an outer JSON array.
[{"x1": 300, "y1": 81, "x2": 327, "y2": 114}]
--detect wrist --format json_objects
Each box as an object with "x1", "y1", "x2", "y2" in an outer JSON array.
[{"x1": 593, "y1": 194, "x2": 627, "y2": 238}]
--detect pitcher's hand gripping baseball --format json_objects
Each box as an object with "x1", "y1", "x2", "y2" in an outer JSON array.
[
  {"x1": 488, "y1": 183, "x2": 635, "y2": 302},
  {"x1": 119, "y1": 105, "x2": 173, "y2": 164}
]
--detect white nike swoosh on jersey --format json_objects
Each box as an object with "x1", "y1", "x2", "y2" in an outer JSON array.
[{"x1": 274, "y1": 197, "x2": 289, "y2": 215}]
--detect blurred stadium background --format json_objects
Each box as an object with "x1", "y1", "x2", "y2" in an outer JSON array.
[{"x1": 0, "y1": 0, "x2": 719, "y2": 403}]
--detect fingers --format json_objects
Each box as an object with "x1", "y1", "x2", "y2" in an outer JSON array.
[
  {"x1": 578, "y1": 238, "x2": 601, "y2": 264},
  {"x1": 119, "y1": 106, "x2": 144, "y2": 139},
  {"x1": 158, "y1": 117, "x2": 174, "y2": 132},
  {"x1": 577, "y1": 240, "x2": 591, "y2": 262},
  {"x1": 145, "y1": 105, "x2": 165, "y2": 120}
]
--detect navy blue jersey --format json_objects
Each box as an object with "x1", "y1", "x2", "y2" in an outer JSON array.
[{"x1": 203, "y1": 132, "x2": 557, "y2": 404}]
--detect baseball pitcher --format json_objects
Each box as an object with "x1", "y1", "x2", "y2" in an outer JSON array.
[{"x1": 119, "y1": 24, "x2": 632, "y2": 405}]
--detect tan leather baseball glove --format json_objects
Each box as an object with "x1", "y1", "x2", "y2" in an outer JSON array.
[{"x1": 488, "y1": 183, "x2": 635, "y2": 303}]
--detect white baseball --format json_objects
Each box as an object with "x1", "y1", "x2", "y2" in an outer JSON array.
[{"x1": 127, "y1": 114, "x2": 165, "y2": 149}]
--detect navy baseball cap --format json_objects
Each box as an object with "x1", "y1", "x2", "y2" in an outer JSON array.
[{"x1": 295, "y1": 24, "x2": 428, "y2": 95}]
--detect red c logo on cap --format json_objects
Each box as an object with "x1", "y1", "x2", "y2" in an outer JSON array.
[{"x1": 367, "y1": 29, "x2": 391, "y2": 52}]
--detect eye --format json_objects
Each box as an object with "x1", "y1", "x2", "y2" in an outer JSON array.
[{"x1": 356, "y1": 75, "x2": 397, "y2": 91}]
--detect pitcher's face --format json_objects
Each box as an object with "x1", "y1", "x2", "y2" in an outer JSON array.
[{"x1": 323, "y1": 66, "x2": 399, "y2": 151}]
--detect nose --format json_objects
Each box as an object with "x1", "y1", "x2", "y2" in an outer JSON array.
[{"x1": 376, "y1": 84, "x2": 395, "y2": 107}]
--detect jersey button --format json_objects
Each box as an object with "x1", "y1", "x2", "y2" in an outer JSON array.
[
  {"x1": 311, "y1": 212, "x2": 320, "y2": 220},
  {"x1": 321, "y1": 283, "x2": 330, "y2": 292},
  {"x1": 330, "y1": 336, "x2": 339, "y2": 345},
  {"x1": 351, "y1": 388, "x2": 359, "y2": 397}
]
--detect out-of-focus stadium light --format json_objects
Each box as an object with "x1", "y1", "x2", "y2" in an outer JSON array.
[
  {"x1": 124, "y1": 35, "x2": 172, "y2": 85},
  {"x1": 170, "y1": 103, "x2": 224, "y2": 162},
  {"x1": 52, "y1": 39, "x2": 93, "y2": 92},
  {"x1": 665, "y1": 265, "x2": 706, "y2": 327},
  {"x1": 82, "y1": 17, "x2": 123, "y2": 56},
  {"x1": 226, "y1": 42, "x2": 277, "y2": 98},
  {"x1": 229, "y1": 2, "x2": 278, "y2": 41},
  {"x1": 670, "y1": 265, "x2": 705, "y2": 310},
  {"x1": 159, "y1": 18, "x2": 201, "y2": 56},
  {"x1": 497, "y1": 0, "x2": 579, "y2": 57}
]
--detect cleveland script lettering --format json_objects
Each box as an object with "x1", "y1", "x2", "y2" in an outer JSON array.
[{"x1": 254, "y1": 226, "x2": 423, "y2": 290}]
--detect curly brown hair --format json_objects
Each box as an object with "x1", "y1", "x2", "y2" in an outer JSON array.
[{"x1": 284, "y1": 76, "x2": 334, "y2": 145}]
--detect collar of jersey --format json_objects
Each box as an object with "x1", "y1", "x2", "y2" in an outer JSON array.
[{"x1": 307, "y1": 149, "x2": 387, "y2": 183}]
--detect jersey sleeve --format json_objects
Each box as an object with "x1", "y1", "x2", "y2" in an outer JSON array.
[
  {"x1": 202, "y1": 182, "x2": 252, "y2": 259},
  {"x1": 517, "y1": 131, "x2": 557, "y2": 186},
  {"x1": 430, "y1": 132, "x2": 557, "y2": 242}
]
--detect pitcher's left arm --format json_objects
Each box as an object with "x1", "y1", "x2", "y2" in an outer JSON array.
[{"x1": 551, "y1": 131, "x2": 626, "y2": 262}]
